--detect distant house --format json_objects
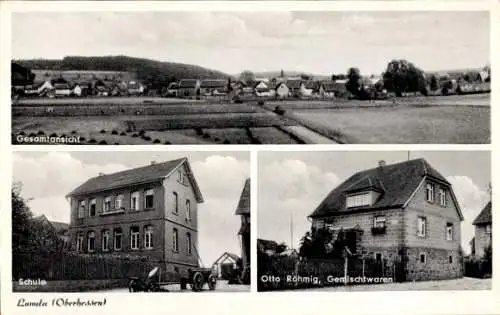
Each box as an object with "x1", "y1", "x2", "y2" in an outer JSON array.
[
  {"x1": 178, "y1": 79, "x2": 200, "y2": 97},
  {"x1": 257, "y1": 239, "x2": 279, "y2": 256},
  {"x1": 254, "y1": 81, "x2": 275, "y2": 98},
  {"x1": 212, "y1": 252, "x2": 241, "y2": 279},
  {"x1": 300, "y1": 81, "x2": 316, "y2": 97},
  {"x1": 199, "y1": 79, "x2": 228, "y2": 96},
  {"x1": 166, "y1": 82, "x2": 179, "y2": 97},
  {"x1": 309, "y1": 158, "x2": 464, "y2": 282},
  {"x1": 127, "y1": 81, "x2": 144, "y2": 96},
  {"x1": 471, "y1": 201, "x2": 492, "y2": 258},
  {"x1": 275, "y1": 82, "x2": 290, "y2": 98},
  {"x1": 320, "y1": 81, "x2": 347, "y2": 98},
  {"x1": 286, "y1": 79, "x2": 303, "y2": 97},
  {"x1": 32, "y1": 214, "x2": 70, "y2": 249}
]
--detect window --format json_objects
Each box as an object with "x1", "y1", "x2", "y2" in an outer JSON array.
[
  {"x1": 186, "y1": 232, "x2": 192, "y2": 255},
  {"x1": 130, "y1": 191, "x2": 140, "y2": 211},
  {"x1": 78, "y1": 201, "x2": 86, "y2": 218},
  {"x1": 420, "y1": 252, "x2": 426, "y2": 263},
  {"x1": 426, "y1": 183, "x2": 435, "y2": 202},
  {"x1": 186, "y1": 200, "x2": 191, "y2": 221},
  {"x1": 144, "y1": 189, "x2": 154, "y2": 209},
  {"x1": 417, "y1": 216, "x2": 427, "y2": 237},
  {"x1": 130, "y1": 227, "x2": 140, "y2": 250},
  {"x1": 373, "y1": 216, "x2": 386, "y2": 228},
  {"x1": 76, "y1": 233, "x2": 84, "y2": 252},
  {"x1": 144, "y1": 226, "x2": 153, "y2": 249},
  {"x1": 89, "y1": 199, "x2": 96, "y2": 217},
  {"x1": 346, "y1": 193, "x2": 370, "y2": 208},
  {"x1": 439, "y1": 188, "x2": 447, "y2": 206},
  {"x1": 115, "y1": 194, "x2": 124, "y2": 210},
  {"x1": 173, "y1": 192, "x2": 179, "y2": 214},
  {"x1": 104, "y1": 196, "x2": 112, "y2": 212},
  {"x1": 114, "y1": 228, "x2": 122, "y2": 250},
  {"x1": 485, "y1": 224, "x2": 492, "y2": 234},
  {"x1": 172, "y1": 228, "x2": 179, "y2": 252},
  {"x1": 449, "y1": 255, "x2": 453, "y2": 264},
  {"x1": 87, "y1": 231, "x2": 95, "y2": 252},
  {"x1": 446, "y1": 223, "x2": 454, "y2": 241},
  {"x1": 102, "y1": 230, "x2": 110, "y2": 252}
]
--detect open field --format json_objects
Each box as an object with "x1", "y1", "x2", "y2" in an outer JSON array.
[
  {"x1": 12, "y1": 94, "x2": 489, "y2": 144},
  {"x1": 292, "y1": 277, "x2": 491, "y2": 292}
]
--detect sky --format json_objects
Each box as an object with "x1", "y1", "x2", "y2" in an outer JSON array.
[
  {"x1": 12, "y1": 151, "x2": 250, "y2": 266},
  {"x1": 12, "y1": 11, "x2": 489, "y2": 75},
  {"x1": 258, "y1": 151, "x2": 491, "y2": 254}
]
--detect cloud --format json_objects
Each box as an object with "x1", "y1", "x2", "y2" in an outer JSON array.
[
  {"x1": 258, "y1": 159, "x2": 341, "y2": 248},
  {"x1": 447, "y1": 175, "x2": 490, "y2": 254},
  {"x1": 12, "y1": 152, "x2": 249, "y2": 265}
]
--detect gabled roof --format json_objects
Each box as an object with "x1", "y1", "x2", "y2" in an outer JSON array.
[
  {"x1": 286, "y1": 79, "x2": 302, "y2": 89},
  {"x1": 235, "y1": 179, "x2": 250, "y2": 215},
  {"x1": 178, "y1": 79, "x2": 199, "y2": 88},
  {"x1": 473, "y1": 201, "x2": 492, "y2": 225},
  {"x1": 322, "y1": 82, "x2": 346, "y2": 92},
  {"x1": 32, "y1": 215, "x2": 69, "y2": 233},
  {"x1": 309, "y1": 158, "x2": 460, "y2": 219},
  {"x1": 67, "y1": 158, "x2": 203, "y2": 203},
  {"x1": 213, "y1": 252, "x2": 240, "y2": 264},
  {"x1": 200, "y1": 79, "x2": 226, "y2": 89}
]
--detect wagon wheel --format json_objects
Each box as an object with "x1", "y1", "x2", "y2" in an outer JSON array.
[
  {"x1": 191, "y1": 272, "x2": 204, "y2": 292},
  {"x1": 207, "y1": 274, "x2": 217, "y2": 291},
  {"x1": 128, "y1": 280, "x2": 136, "y2": 292}
]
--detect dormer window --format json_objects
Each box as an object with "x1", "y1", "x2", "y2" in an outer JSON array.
[
  {"x1": 439, "y1": 188, "x2": 447, "y2": 206},
  {"x1": 346, "y1": 192, "x2": 371, "y2": 208}
]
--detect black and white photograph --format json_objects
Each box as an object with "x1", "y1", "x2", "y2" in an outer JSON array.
[
  {"x1": 11, "y1": 11, "x2": 490, "y2": 145},
  {"x1": 257, "y1": 151, "x2": 492, "y2": 291},
  {"x1": 12, "y1": 151, "x2": 250, "y2": 292}
]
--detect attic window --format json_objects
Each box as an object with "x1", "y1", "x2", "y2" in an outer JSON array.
[
  {"x1": 426, "y1": 183, "x2": 435, "y2": 202},
  {"x1": 439, "y1": 188, "x2": 447, "y2": 206},
  {"x1": 346, "y1": 193, "x2": 371, "y2": 208}
]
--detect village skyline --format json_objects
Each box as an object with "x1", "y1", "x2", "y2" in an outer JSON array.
[{"x1": 12, "y1": 11, "x2": 489, "y2": 76}]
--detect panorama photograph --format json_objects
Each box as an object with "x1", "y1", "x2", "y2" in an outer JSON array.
[{"x1": 11, "y1": 11, "x2": 490, "y2": 145}]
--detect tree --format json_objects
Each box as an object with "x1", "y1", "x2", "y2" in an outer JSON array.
[
  {"x1": 346, "y1": 67, "x2": 361, "y2": 97},
  {"x1": 280, "y1": 69, "x2": 285, "y2": 78},
  {"x1": 383, "y1": 59, "x2": 427, "y2": 97},
  {"x1": 239, "y1": 70, "x2": 256, "y2": 85},
  {"x1": 12, "y1": 182, "x2": 35, "y2": 256},
  {"x1": 430, "y1": 75, "x2": 439, "y2": 92}
]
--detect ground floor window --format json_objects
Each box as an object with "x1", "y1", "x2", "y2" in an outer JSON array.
[
  {"x1": 449, "y1": 255, "x2": 453, "y2": 264},
  {"x1": 114, "y1": 228, "x2": 122, "y2": 250},
  {"x1": 87, "y1": 231, "x2": 95, "y2": 252},
  {"x1": 76, "y1": 233, "x2": 83, "y2": 252},
  {"x1": 419, "y1": 252, "x2": 427, "y2": 263},
  {"x1": 102, "y1": 230, "x2": 110, "y2": 251},
  {"x1": 145, "y1": 226, "x2": 153, "y2": 249},
  {"x1": 130, "y1": 227, "x2": 140, "y2": 250}
]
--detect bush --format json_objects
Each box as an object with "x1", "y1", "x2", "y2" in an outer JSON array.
[
  {"x1": 142, "y1": 136, "x2": 152, "y2": 141},
  {"x1": 28, "y1": 132, "x2": 36, "y2": 137},
  {"x1": 88, "y1": 139, "x2": 97, "y2": 144},
  {"x1": 49, "y1": 133, "x2": 57, "y2": 137},
  {"x1": 214, "y1": 137, "x2": 221, "y2": 142},
  {"x1": 223, "y1": 139, "x2": 230, "y2": 144},
  {"x1": 153, "y1": 139, "x2": 161, "y2": 144},
  {"x1": 202, "y1": 134, "x2": 211, "y2": 139},
  {"x1": 164, "y1": 141, "x2": 171, "y2": 145},
  {"x1": 139, "y1": 130, "x2": 146, "y2": 136},
  {"x1": 131, "y1": 133, "x2": 139, "y2": 138},
  {"x1": 80, "y1": 137, "x2": 86, "y2": 142},
  {"x1": 258, "y1": 100, "x2": 265, "y2": 106},
  {"x1": 100, "y1": 129, "x2": 106, "y2": 134},
  {"x1": 195, "y1": 128, "x2": 204, "y2": 136},
  {"x1": 19, "y1": 131, "x2": 26, "y2": 136},
  {"x1": 99, "y1": 140, "x2": 107, "y2": 145},
  {"x1": 111, "y1": 130, "x2": 118, "y2": 135},
  {"x1": 71, "y1": 130, "x2": 77, "y2": 134},
  {"x1": 120, "y1": 132, "x2": 127, "y2": 136},
  {"x1": 114, "y1": 142, "x2": 120, "y2": 145},
  {"x1": 274, "y1": 106, "x2": 286, "y2": 115}
]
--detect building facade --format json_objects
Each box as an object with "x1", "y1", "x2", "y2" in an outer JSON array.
[
  {"x1": 472, "y1": 201, "x2": 492, "y2": 258},
  {"x1": 67, "y1": 158, "x2": 204, "y2": 281},
  {"x1": 309, "y1": 159, "x2": 464, "y2": 282}
]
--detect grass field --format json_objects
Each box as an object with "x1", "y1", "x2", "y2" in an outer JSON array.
[
  {"x1": 293, "y1": 105, "x2": 490, "y2": 144},
  {"x1": 12, "y1": 94, "x2": 490, "y2": 144}
]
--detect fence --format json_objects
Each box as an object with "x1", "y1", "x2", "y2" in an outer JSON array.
[
  {"x1": 258, "y1": 253, "x2": 393, "y2": 291},
  {"x1": 13, "y1": 252, "x2": 159, "y2": 281}
]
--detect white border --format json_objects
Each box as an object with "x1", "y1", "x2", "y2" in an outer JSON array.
[{"x1": 1, "y1": 1, "x2": 499, "y2": 315}]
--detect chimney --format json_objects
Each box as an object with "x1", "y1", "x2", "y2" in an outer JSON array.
[
  {"x1": 378, "y1": 160, "x2": 386, "y2": 167},
  {"x1": 98, "y1": 172, "x2": 105, "y2": 176},
  {"x1": 151, "y1": 160, "x2": 156, "y2": 165}
]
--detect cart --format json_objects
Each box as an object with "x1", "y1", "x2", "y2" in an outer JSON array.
[{"x1": 185, "y1": 268, "x2": 217, "y2": 292}]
